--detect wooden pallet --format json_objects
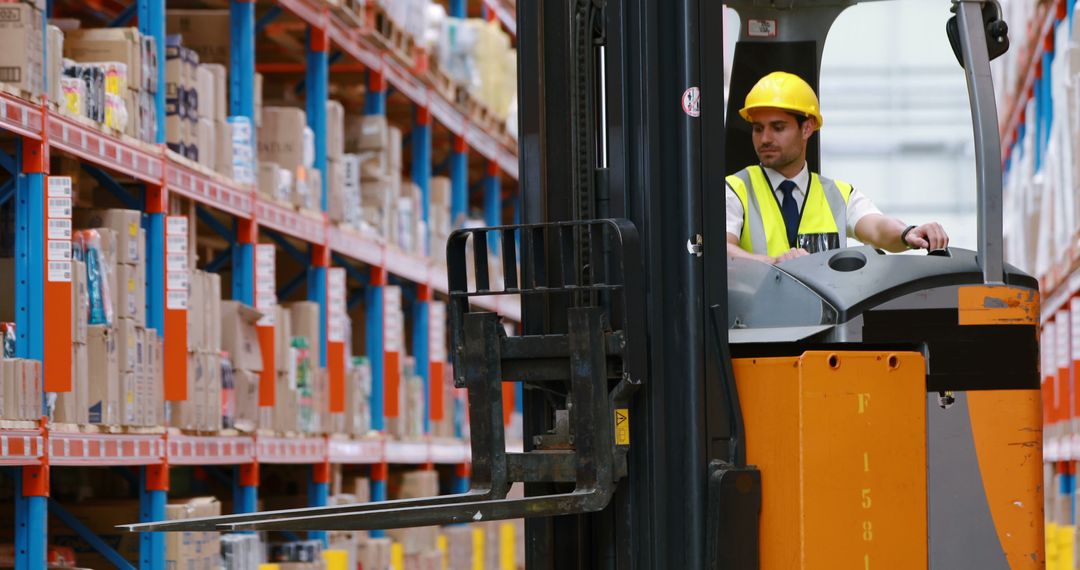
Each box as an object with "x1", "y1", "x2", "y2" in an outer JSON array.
[
  {"x1": 425, "y1": 60, "x2": 458, "y2": 103},
  {"x1": 462, "y1": 90, "x2": 505, "y2": 136},
  {"x1": 369, "y1": 5, "x2": 425, "y2": 73}
]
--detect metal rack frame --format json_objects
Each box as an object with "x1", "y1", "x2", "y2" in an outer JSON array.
[{"x1": 0, "y1": 0, "x2": 518, "y2": 566}]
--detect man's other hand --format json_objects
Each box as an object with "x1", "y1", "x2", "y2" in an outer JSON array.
[
  {"x1": 772, "y1": 248, "x2": 810, "y2": 264},
  {"x1": 904, "y1": 222, "x2": 949, "y2": 251}
]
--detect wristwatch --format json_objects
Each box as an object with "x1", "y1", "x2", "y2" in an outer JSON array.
[{"x1": 900, "y1": 225, "x2": 917, "y2": 249}]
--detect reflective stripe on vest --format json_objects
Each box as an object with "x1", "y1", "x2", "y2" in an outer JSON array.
[{"x1": 726, "y1": 165, "x2": 853, "y2": 258}]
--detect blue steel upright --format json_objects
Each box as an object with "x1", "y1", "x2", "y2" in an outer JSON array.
[
  {"x1": 414, "y1": 287, "x2": 431, "y2": 434},
  {"x1": 306, "y1": 27, "x2": 329, "y2": 211},
  {"x1": 484, "y1": 160, "x2": 501, "y2": 252},
  {"x1": 14, "y1": 134, "x2": 46, "y2": 570},
  {"x1": 230, "y1": 0, "x2": 257, "y2": 306},
  {"x1": 413, "y1": 106, "x2": 432, "y2": 249},
  {"x1": 450, "y1": 135, "x2": 468, "y2": 229},
  {"x1": 364, "y1": 71, "x2": 387, "y2": 116},
  {"x1": 138, "y1": 0, "x2": 165, "y2": 145}
]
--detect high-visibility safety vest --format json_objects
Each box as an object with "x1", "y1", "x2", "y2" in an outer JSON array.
[{"x1": 726, "y1": 165, "x2": 854, "y2": 257}]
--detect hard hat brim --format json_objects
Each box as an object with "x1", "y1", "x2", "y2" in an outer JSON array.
[{"x1": 739, "y1": 104, "x2": 823, "y2": 131}]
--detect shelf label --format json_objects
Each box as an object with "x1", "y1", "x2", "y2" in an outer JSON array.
[
  {"x1": 48, "y1": 240, "x2": 72, "y2": 261},
  {"x1": 166, "y1": 253, "x2": 187, "y2": 271},
  {"x1": 1072, "y1": 298, "x2": 1080, "y2": 361},
  {"x1": 167, "y1": 271, "x2": 189, "y2": 291},
  {"x1": 47, "y1": 197, "x2": 72, "y2": 219},
  {"x1": 47, "y1": 176, "x2": 72, "y2": 198},
  {"x1": 47, "y1": 219, "x2": 72, "y2": 239},
  {"x1": 166, "y1": 290, "x2": 189, "y2": 310},
  {"x1": 166, "y1": 235, "x2": 188, "y2": 253},
  {"x1": 166, "y1": 216, "x2": 188, "y2": 236},
  {"x1": 48, "y1": 260, "x2": 72, "y2": 282},
  {"x1": 255, "y1": 277, "x2": 274, "y2": 295},
  {"x1": 748, "y1": 19, "x2": 778, "y2": 38}
]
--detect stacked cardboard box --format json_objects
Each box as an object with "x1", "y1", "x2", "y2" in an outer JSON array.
[
  {"x1": 259, "y1": 107, "x2": 321, "y2": 210},
  {"x1": 63, "y1": 27, "x2": 158, "y2": 141},
  {"x1": 435, "y1": 18, "x2": 517, "y2": 121},
  {"x1": 345, "y1": 357, "x2": 372, "y2": 436},
  {"x1": 172, "y1": 270, "x2": 223, "y2": 432},
  {"x1": 164, "y1": 35, "x2": 199, "y2": 160},
  {"x1": 429, "y1": 176, "x2": 452, "y2": 263},
  {"x1": 55, "y1": 258, "x2": 89, "y2": 423},
  {"x1": 164, "y1": 497, "x2": 222, "y2": 570},
  {"x1": 345, "y1": 115, "x2": 399, "y2": 241},
  {"x1": 166, "y1": 10, "x2": 230, "y2": 66},
  {"x1": 221, "y1": 301, "x2": 263, "y2": 431},
  {"x1": 0, "y1": 3, "x2": 44, "y2": 96},
  {"x1": 0, "y1": 359, "x2": 42, "y2": 421},
  {"x1": 222, "y1": 533, "x2": 263, "y2": 569},
  {"x1": 357, "y1": 537, "x2": 393, "y2": 570},
  {"x1": 72, "y1": 209, "x2": 159, "y2": 427}
]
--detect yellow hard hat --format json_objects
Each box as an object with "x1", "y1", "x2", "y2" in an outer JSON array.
[{"x1": 739, "y1": 71, "x2": 823, "y2": 130}]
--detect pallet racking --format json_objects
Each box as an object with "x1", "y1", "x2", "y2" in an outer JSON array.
[{"x1": 0, "y1": 0, "x2": 521, "y2": 567}]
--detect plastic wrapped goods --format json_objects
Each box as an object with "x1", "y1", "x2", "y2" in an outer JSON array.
[{"x1": 76, "y1": 229, "x2": 114, "y2": 326}]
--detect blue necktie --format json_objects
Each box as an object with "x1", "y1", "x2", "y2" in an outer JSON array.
[{"x1": 778, "y1": 180, "x2": 800, "y2": 248}]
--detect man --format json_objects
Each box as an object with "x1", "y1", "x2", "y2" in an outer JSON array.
[{"x1": 727, "y1": 71, "x2": 949, "y2": 264}]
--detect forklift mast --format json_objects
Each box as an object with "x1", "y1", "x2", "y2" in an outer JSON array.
[{"x1": 126, "y1": 2, "x2": 1041, "y2": 569}]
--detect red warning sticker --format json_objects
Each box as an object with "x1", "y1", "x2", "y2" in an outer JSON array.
[{"x1": 682, "y1": 87, "x2": 701, "y2": 118}]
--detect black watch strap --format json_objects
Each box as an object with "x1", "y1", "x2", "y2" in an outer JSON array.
[{"x1": 900, "y1": 225, "x2": 917, "y2": 249}]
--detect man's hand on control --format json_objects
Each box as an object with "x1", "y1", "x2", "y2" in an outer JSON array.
[
  {"x1": 904, "y1": 223, "x2": 949, "y2": 251},
  {"x1": 772, "y1": 248, "x2": 810, "y2": 264}
]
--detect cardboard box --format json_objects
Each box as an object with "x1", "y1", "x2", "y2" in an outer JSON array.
[
  {"x1": 327, "y1": 158, "x2": 346, "y2": 223},
  {"x1": 387, "y1": 125, "x2": 402, "y2": 169},
  {"x1": 358, "y1": 537, "x2": 392, "y2": 570},
  {"x1": 205, "y1": 351, "x2": 222, "y2": 431},
  {"x1": 115, "y1": 317, "x2": 139, "y2": 372},
  {"x1": 327, "y1": 99, "x2": 345, "y2": 159},
  {"x1": 111, "y1": 263, "x2": 145, "y2": 324},
  {"x1": 55, "y1": 342, "x2": 89, "y2": 424},
  {"x1": 196, "y1": 116, "x2": 214, "y2": 168},
  {"x1": 221, "y1": 301, "x2": 264, "y2": 372},
  {"x1": 87, "y1": 325, "x2": 119, "y2": 425},
  {"x1": 0, "y1": 4, "x2": 44, "y2": 96},
  {"x1": 207, "y1": 271, "x2": 222, "y2": 352},
  {"x1": 145, "y1": 329, "x2": 162, "y2": 426},
  {"x1": 258, "y1": 107, "x2": 307, "y2": 170},
  {"x1": 187, "y1": 271, "x2": 205, "y2": 351},
  {"x1": 348, "y1": 115, "x2": 387, "y2": 152},
  {"x1": 258, "y1": 162, "x2": 293, "y2": 203},
  {"x1": 76, "y1": 209, "x2": 142, "y2": 264},
  {"x1": 276, "y1": 305, "x2": 293, "y2": 373},
  {"x1": 166, "y1": 10, "x2": 230, "y2": 65},
  {"x1": 72, "y1": 259, "x2": 88, "y2": 343},
  {"x1": 233, "y1": 368, "x2": 259, "y2": 432},
  {"x1": 171, "y1": 351, "x2": 204, "y2": 430},
  {"x1": 214, "y1": 119, "x2": 234, "y2": 178},
  {"x1": 47, "y1": 24, "x2": 63, "y2": 103},
  {"x1": 64, "y1": 27, "x2": 141, "y2": 92},
  {"x1": 288, "y1": 301, "x2": 322, "y2": 370}
]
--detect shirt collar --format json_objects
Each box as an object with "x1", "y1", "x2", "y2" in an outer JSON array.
[{"x1": 762, "y1": 162, "x2": 810, "y2": 194}]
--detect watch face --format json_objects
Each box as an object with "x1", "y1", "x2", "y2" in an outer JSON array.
[{"x1": 797, "y1": 233, "x2": 840, "y2": 254}]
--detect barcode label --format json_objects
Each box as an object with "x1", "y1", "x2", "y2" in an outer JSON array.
[
  {"x1": 166, "y1": 271, "x2": 189, "y2": 291},
  {"x1": 166, "y1": 290, "x2": 188, "y2": 310},
  {"x1": 47, "y1": 177, "x2": 72, "y2": 198},
  {"x1": 1072, "y1": 298, "x2": 1080, "y2": 360},
  {"x1": 328, "y1": 322, "x2": 345, "y2": 343},
  {"x1": 166, "y1": 253, "x2": 187, "y2": 271},
  {"x1": 47, "y1": 261, "x2": 72, "y2": 282},
  {"x1": 255, "y1": 259, "x2": 275, "y2": 277},
  {"x1": 47, "y1": 240, "x2": 72, "y2": 261},
  {"x1": 166, "y1": 216, "x2": 188, "y2": 236},
  {"x1": 166, "y1": 235, "x2": 187, "y2": 253},
  {"x1": 48, "y1": 197, "x2": 72, "y2": 219},
  {"x1": 255, "y1": 278, "x2": 274, "y2": 294},
  {"x1": 47, "y1": 219, "x2": 72, "y2": 239},
  {"x1": 255, "y1": 244, "x2": 275, "y2": 261}
]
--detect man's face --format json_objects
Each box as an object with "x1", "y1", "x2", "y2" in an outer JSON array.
[{"x1": 750, "y1": 108, "x2": 815, "y2": 171}]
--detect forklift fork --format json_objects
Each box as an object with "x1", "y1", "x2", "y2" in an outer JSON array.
[{"x1": 123, "y1": 219, "x2": 646, "y2": 533}]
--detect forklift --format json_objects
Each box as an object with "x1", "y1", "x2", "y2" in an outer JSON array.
[{"x1": 128, "y1": 0, "x2": 1043, "y2": 568}]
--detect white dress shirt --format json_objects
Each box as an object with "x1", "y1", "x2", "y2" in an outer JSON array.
[{"x1": 725, "y1": 163, "x2": 882, "y2": 240}]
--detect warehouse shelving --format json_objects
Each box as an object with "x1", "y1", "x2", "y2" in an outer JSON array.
[{"x1": 0, "y1": 0, "x2": 520, "y2": 567}]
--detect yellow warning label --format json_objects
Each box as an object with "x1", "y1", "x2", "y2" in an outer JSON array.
[{"x1": 614, "y1": 408, "x2": 630, "y2": 445}]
